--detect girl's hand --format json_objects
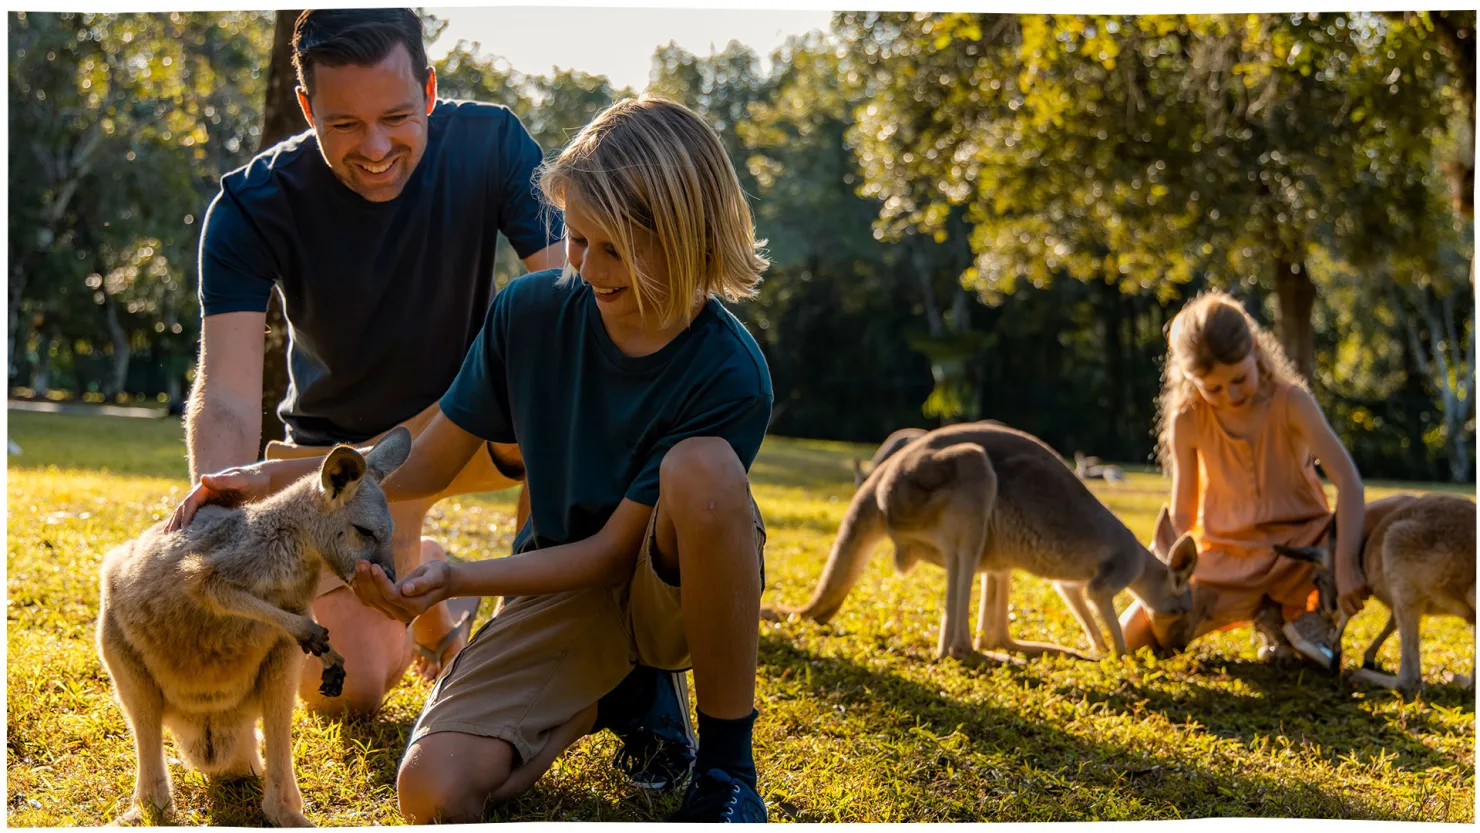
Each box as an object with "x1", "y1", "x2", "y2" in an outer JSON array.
[
  {"x1": 1335, "y1": 558, "x2": 1370, "y2": 618},
  {"x1": 351, "y1": 561, "x2": 455, "y2": 623},
  {"x1": 165, "y1": 466, "x2": 272, "y2": 532}
]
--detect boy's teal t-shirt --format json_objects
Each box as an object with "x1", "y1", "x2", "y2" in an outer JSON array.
[{"x1": 440, "y1": 269, "x2": 773, "y2": 555}]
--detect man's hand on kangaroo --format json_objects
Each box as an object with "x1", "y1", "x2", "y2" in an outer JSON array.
[
  {"x1": 165, "y1": 467, "x2": 273, "y2": 532},
  {"x1": 351, "y1": 560, "x2": 453, "y2": 624}
]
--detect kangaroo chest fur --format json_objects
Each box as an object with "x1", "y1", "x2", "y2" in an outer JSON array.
[{"x1": 101, "y1": 522, "x2": 322, "y2": 714}]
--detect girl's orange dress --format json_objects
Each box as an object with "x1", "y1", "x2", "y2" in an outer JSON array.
[{"x1": 1185, "y1": 379, "x2": 1331, "y2": 628}]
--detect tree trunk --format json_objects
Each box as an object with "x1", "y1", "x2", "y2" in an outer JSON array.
[
  {"x1": 100, "y1": 292, "x2": 131, "y2": 400},
  {"x1": 8, "y1": 258, "x2": 29, "y2": 382},
  {"x1": 1397, "y1": 308, "x2": 1436, "y2": 478},
  {"x1": 255, "y1": 10, "x2": 305, "y2": 453},
  {"x1": 1273, "y1": 258, "x2": 1316, "y2": 383},
  {"x1": 1100, "y1": 279, "x2": 1127, "y2": 457},
  {"x1": 1397, "y1": 275, "x2": 1476, "y2": 484},
  {"x1": 30, "y1": 332, "x2": 51, "y2": 394},
  {"x1": 912, "y1": 235, "x2": 944, "y2": 338},
  {"x1": 1428, "y1": 11, "x2": 1474, "y2": 219},
  {"x1": 261, "y1": 11, "x2": 308, "y2": 147}
]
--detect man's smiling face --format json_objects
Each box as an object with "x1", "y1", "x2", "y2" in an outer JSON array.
[{"x1": 298, "y1": 42, "x2": 434, "y2": 203}]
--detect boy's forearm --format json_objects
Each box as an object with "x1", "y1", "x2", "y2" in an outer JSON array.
[
  {"x1": 379, "y1": 412, "x2": 483, "y2": 504},
  {"x1": 448, "y1": 537, "x2": 635, "y2": 599},
  {"x1": 380, "y1": 465, "x2": 451, "y2": 504}
]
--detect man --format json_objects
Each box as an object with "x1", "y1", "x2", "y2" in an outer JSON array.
[{"x1": 186, "y1": 7, "x2": 695, "y2": 791}]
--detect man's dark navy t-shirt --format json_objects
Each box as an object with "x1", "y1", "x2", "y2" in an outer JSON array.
[
  {"x1": 198, "y1": 99, "x2": 562, "y2": 446},
  {"x1": 440, "y1": 270, "x2": 773, "y2": 556}
]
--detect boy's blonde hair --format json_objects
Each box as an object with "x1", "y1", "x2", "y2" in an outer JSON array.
[
  {"x1": 537, "y1": 94, "x2": 768, "y2": 328},
  {"x1": 1155, "y1": 290, "x2": 1307, "y2": 469}
]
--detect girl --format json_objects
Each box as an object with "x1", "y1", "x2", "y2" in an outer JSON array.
[
  {"x1": 172, "y1": 95, "x2": 773, "y2": 822},
  {"x1": 1121, "y1": 290, "x2": 1367, "y2": 662}
]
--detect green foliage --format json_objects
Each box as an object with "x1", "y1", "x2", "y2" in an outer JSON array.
[
  {"x1": 6, "y1": 413, "x2": 1473, "y2": 823},
  {"x1": 834, "y1": 11, "x2": 1474, "y2": 476},
  {"x1": 7, "y1": 12, "x2": 1474, "y2": 481},
  {"x1": 8, "y1": 11, "x2": 270, "y2": 400},
  {"x1": 432, "y1": 41, "x2": 631, "y2": 289}
]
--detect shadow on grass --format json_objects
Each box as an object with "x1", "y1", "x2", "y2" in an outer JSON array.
[
  {"x1": 1064, "y1": 654, "x2": 1474, "y2": 773},
  {"x1": 750, "y1": 439, "x2": 864, "y2": 492},
  {"x1": 757, "y1": 634, "x2": 1403, "y2": 821},
  {"x1": 164, "y1": 707, "x2": 414, "y2": 826}
]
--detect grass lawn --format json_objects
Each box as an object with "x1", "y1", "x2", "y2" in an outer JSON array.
[{"x1": 6, "y1": 409, "x2": 1475, "y2": 824}]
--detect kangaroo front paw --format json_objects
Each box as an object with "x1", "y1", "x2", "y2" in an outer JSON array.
[
  {"x1": 319, "y1": 661, "x2": 346, "y2": 698},
  {"x1": 297, "y1": 622, "x2": 331, "y2": 657}
]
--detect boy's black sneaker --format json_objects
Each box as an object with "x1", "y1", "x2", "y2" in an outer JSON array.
[
  {"x1": 594, "y1": 664, "x2": 697, "y2": 791},
  {"x1": 667, "y1": 768, "x2": 767, "y2": 823}
]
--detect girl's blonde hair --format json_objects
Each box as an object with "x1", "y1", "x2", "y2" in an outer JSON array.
[
  {"x1": 1154, "y1": 290, "x2": 1307, "y2": 469},
  {"x1": 537, "y1": 94, "x2": 768, "y2": 328}
]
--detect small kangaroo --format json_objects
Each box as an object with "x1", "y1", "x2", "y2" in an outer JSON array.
[
  {"x1": 765, "y1": 422, "x2": 1199, "y2": 661},
  {"x1": 96, "y1": 426, "x2": 411, "y2": 826},
  {"x1": 1275, "y1": 493, "x2": 1476, "y2": 698}
]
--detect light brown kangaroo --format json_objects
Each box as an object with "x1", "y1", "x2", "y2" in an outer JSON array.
[
  {"x1": 852, "y1": 424, "x2": 1007, "y2": 487},
  {"x1": 852, "y1": 427, "x2": 930, "y2": 487},
  {"x1": 1275, "y1": 493, "x2": 1476, "y2": 698},
  {"x1": 765, "y1": 421, "x2": 1199, "y2": 662},
  {"x1": 96, "y1": 427, "x2": 411, "y2": 826}
]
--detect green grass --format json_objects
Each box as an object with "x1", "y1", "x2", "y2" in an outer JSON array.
[{"x1": 6, "y1": 409, "x2": 1474, "y2": 823}]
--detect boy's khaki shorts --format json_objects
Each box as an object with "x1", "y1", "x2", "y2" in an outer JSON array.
[{"x1": 408, "y1": 493, "x2": 766, "y2": 765}]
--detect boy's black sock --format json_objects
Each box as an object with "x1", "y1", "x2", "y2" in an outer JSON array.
[{"x1": 693, "y1": 708, "x2": 758, "y2": 790}]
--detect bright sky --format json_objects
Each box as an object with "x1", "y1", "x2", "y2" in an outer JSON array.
[{"x1": 423, "y1": 6, "x2": 836, "y2": 93}]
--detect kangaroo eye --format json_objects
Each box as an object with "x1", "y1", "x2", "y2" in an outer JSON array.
[{"x1": 353, "y1": 525, "x2": 376, "y2": 541}]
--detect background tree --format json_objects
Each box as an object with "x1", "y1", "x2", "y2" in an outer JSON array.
[{"x1": 8, "y1": 11, "x2": 1472, "y2": 480}]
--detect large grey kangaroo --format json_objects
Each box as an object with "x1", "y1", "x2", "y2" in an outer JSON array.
[
  {"x1": 1276, "y1": 493, "x2": 1476, "y2": 698},
  {"x1": 764, "y1": 422, "x2": 1199, "y2": 661},
  {"x1": 97, "y1": 427, "x2": 411, "y2": 826}
]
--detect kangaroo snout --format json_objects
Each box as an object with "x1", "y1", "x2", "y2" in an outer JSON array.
[
  {"x1": 1164, "y1": 590, "x2": 1193, "y2": 616},
  {"x1": 375, "y1": 555, "x2": 396, "y2": 586}
]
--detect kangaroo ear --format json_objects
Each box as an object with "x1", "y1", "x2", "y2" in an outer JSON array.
[
  {"x1": 1151, "y1": 504, "x2": 1178, "y2": 559},
  {"x1": 320, "y1": 445, "x2": 367, "y2": 504},
  {"x1": 1273, "y1": 544, "x2": 1327, "y2": 565},
  {"x1": 1168, "y1": 533, "x2": 1198, "y2": 588},
  {"x1": 366, "y1": 426, "x2": 412, "y2": 482}
]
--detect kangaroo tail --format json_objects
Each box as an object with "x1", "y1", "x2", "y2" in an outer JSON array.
[{"x1": 761, "y1": 484, "x2": 888, "y2": 625}]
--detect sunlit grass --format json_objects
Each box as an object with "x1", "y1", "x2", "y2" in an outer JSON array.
[{"x1": 6, "y1": 410, "x2": 1473, "y2": 823}]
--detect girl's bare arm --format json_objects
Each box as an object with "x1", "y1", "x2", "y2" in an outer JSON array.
[
  {"x1": 1169, "y1": 409, "x2": 1201, "y2": 536},
  {"x1": 1286, "y1": 386, "x2": 1367, "y2": 616}
]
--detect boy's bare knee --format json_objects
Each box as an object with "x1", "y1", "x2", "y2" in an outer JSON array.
[
  {"x1": 660, "y1": 437, "x2": 748, "y2": 514},
  {"x1": 398, "y1": 736, "x2": 509, "y2": 824}
]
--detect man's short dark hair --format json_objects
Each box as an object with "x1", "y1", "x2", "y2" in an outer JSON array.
[{"x1": 292, "y1": 8, "x2": 431, "y2": 98}]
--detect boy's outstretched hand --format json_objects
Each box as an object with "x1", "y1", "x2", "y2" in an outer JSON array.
[
  {"x1": 165, "y1": 467, "x2": 272, "y2": 532},
  {"x1": 351, "y1": 560, "x2": 455, "y2": 623}
]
